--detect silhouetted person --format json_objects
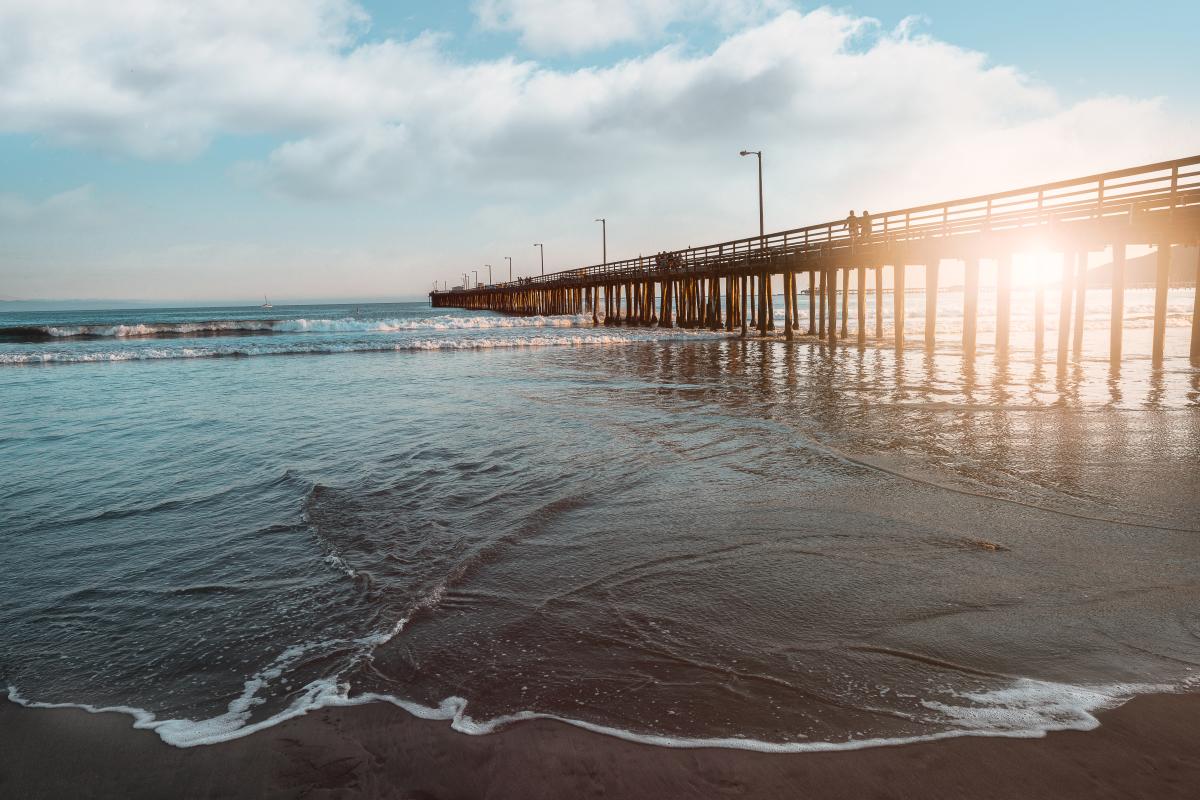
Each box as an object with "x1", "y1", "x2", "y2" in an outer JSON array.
[
  {"x1": 861, "y1": 210, "x2": 872, "y2": 241},
  {"x1": 847, "y1": 210, "x2": 858, "y2": 243}
]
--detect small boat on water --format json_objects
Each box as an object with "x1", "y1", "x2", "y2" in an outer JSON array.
[{"x1": 261, "y1": 295, "x2": 273, "y2": 310}]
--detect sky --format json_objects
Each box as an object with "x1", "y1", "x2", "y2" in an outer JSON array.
[{"x1": 0, "y1": 0, "x2": 1196, "y2": 303}]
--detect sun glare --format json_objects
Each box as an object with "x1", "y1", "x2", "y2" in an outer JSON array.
[{"x1": 1011, "y1": 248, "x2": 1063, "y2": 289}]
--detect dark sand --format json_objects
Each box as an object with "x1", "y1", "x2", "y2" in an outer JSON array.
[{"x1": 3, "y1": 692, "x2": 1198, "y2": 799}]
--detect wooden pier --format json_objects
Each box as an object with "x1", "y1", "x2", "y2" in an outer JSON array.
[{"x1": 432, "y1": 156, "x2": 1200, "y2": 365}]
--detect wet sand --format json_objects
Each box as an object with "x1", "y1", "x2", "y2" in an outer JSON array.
[{"x1": 3, "y1": 692, "x2": 1198, "y2": 799}]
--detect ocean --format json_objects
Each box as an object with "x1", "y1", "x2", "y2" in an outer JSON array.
[{"x1": 1, "y1": 292, "x2": 1198, "y2": 752}]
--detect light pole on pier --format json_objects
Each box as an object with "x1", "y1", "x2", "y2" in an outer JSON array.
[
  {"x1": 472, "y1": 270, "x2": 479, "y2": 288},
  {"x1": 485, "y1": 264, "x2": 492, "y2": 285},
  {"x1": 505, "y1": 256, "x2": 513, "y2": 282},
  {"x1": 739, "y1": 150, "x2": 764, "y2": 238},
  {"x1": 594, "y1": 218, "x2": 607, "y2": 265},
  {"x1": 533, "y1": 243, "x2": 544, "y2": 275}
]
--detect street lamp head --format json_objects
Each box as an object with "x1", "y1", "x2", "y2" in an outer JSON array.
[
  {"x1": 594, "y1": 218, "x2": 604, "y2": 222},
  {"x1": 739, "y1": 150, "x2": 749, "y2": 156}
]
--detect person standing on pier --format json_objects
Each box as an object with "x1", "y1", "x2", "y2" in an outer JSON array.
[
  {"x1": 861, "y1": 210, "x2": 872, "y2": 243},
  {"x1": 847, "y1": 210, "x2": 858, "y2": 244}
]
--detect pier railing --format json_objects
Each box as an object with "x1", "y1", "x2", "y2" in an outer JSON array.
[{"x1": 441, "y1": 155, "x2": 1200, "y2": 292}]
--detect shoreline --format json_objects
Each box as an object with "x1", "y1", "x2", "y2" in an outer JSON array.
[{"x1": 3, "y1": 690, "x2": 1198, "y2": 799}]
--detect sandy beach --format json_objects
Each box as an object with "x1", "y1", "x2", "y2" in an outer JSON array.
[{"x1": 3, "y1": 691, "x2": 1199, "y2": 799}]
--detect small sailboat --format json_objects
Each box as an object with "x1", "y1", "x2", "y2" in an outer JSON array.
[{"x1": 261, "y1": 295, "x2": 273, "y2": 310}]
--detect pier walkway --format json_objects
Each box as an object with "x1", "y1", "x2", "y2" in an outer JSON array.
[{"x1": 431, "y1": 156, "x2": 1200, "y2": 366}]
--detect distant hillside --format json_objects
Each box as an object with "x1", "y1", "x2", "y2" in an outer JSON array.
[{"x1": 1088, "y1": 245, "x2": 1197, "y2": 287}]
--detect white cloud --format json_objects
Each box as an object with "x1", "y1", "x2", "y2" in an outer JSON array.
[
  {"x1": 0, "y1": 1, "x2": 1194, "y2": 297},
  {"x1": 0, "y1": 185, "x2": 95, "y2": 226},
  {"x1": 472, "y1": 0, "x2": 788, "y2": 55}
]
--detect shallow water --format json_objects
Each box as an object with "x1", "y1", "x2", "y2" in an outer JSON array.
[{"x1": 1, "y1": 297, "x2": 1198, "y2": 750}]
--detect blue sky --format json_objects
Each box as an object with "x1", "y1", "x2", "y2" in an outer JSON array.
[{"x1": 0, "y1": 1, "x2": 1196, "y2": 302}]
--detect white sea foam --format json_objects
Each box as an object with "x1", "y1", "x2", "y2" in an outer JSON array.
[
  {"x1": 0, "y1": 329, "x2": 730, "y2": 365},
  {"x1": 6, "y1": 675, "x2": 1179, "y2": 752},
  {"x1": 33, "y1": 314, "x2": 594, "y2": 338}
]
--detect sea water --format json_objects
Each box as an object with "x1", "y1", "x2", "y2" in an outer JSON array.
[{"x1": 1, "y1": 294, "x2": 1198, "y2": 750}]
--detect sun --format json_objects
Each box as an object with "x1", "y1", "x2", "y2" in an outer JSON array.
[{"x1": 1010, "y1": 247, "x2": 1063, "y2": 289}]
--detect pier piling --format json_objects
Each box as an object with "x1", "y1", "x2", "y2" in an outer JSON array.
[{"x1": 430, "y1": 156, "x2": 1200, "y2": 370}]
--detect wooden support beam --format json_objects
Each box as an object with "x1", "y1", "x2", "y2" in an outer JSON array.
[
  {"x1": 808, "y1": 270, "x2": 816, "y2": 335},
  {"x1": 996, "y1": 254, "x2": 1012, "y2": 358},
  {"x1": 1192, "y1": 253, "x2": 1200, "y2": 366},
  {"x1": 1034, "y1": 284, "x2": 1045, "y2": 357},
  {"x1": 874, "y1": 266, "x2": 884, "y2": 339},
  {"x1": 1152, "y1": 244, "x2": 1170, "y2": 365},
  {"x1": 963, "y1": 258, "x2": 979, "y2": 357},
  {"x1": 764, "y1": 271, "x2": 775, "y2": 333},
  {"x1": 749, "y1": 274, "x2": 757, "y2": 329},
  {"x1": 840, "y1": 268, "x2": 849, "y2": 338},
  {"x1": 1109, "y1": 245, "x2": 1125, "y2": 366},
  {"x1": 826, "y1": 268, "x2": 838, "y2": 345},
  {"x1": 734, "y1": 275, "x2": 744, "y2": 338},
  {"x1": 893, "y1": 263, "x2": 905, "y2": 350},
  {"x1": 1071, "y1": 252, "x2": 1086, "y2": 359},
  {"x1": 792, "y1": 270, "x2": 801, "y2": 333},
  {"x1": 856, "y1": 265, "x2": 866, "y2": 346},
  {"x1": 784, "y1": 271, "x2": 795, "y2": 340},
  {"x1": 817, "y1": 270, "x2": 826, "y2": 339},
  {"x1": 1057, "y1": 256, "x2": 1073, "y2": 371},
  {"x1": 925, "y1": 261, "x2": 939, "y2": 349}
]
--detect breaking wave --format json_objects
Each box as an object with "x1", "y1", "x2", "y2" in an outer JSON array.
[
  {"x1": 0, "y1": 314, "x2": 592, "y2": 342},
  {"x1": 0, "y1": 329, "x2": 730, "y2": 365}
]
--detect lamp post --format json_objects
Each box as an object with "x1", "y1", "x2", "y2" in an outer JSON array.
[
  {"x1": 594, "y1": 218, "x2": 607, "y2": 265},
  {"x1": 505, "y1": 256, "x2": 513, "y2": 282},
  {"x1": 533, "y1": 243, "x2": 544, "y2": 275},
  {"x1": 472, "y1": 269, "x2": 479, "y2": 288},
  {"x1": 739, "y1": 150, "x2": 764, "y2": 238},
  {"x1": 485, "y1": 264, "x2": 492, "y2": 285},
  {"x1": 740, "y1": 149, "x2": 764, "y2": 337}
]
